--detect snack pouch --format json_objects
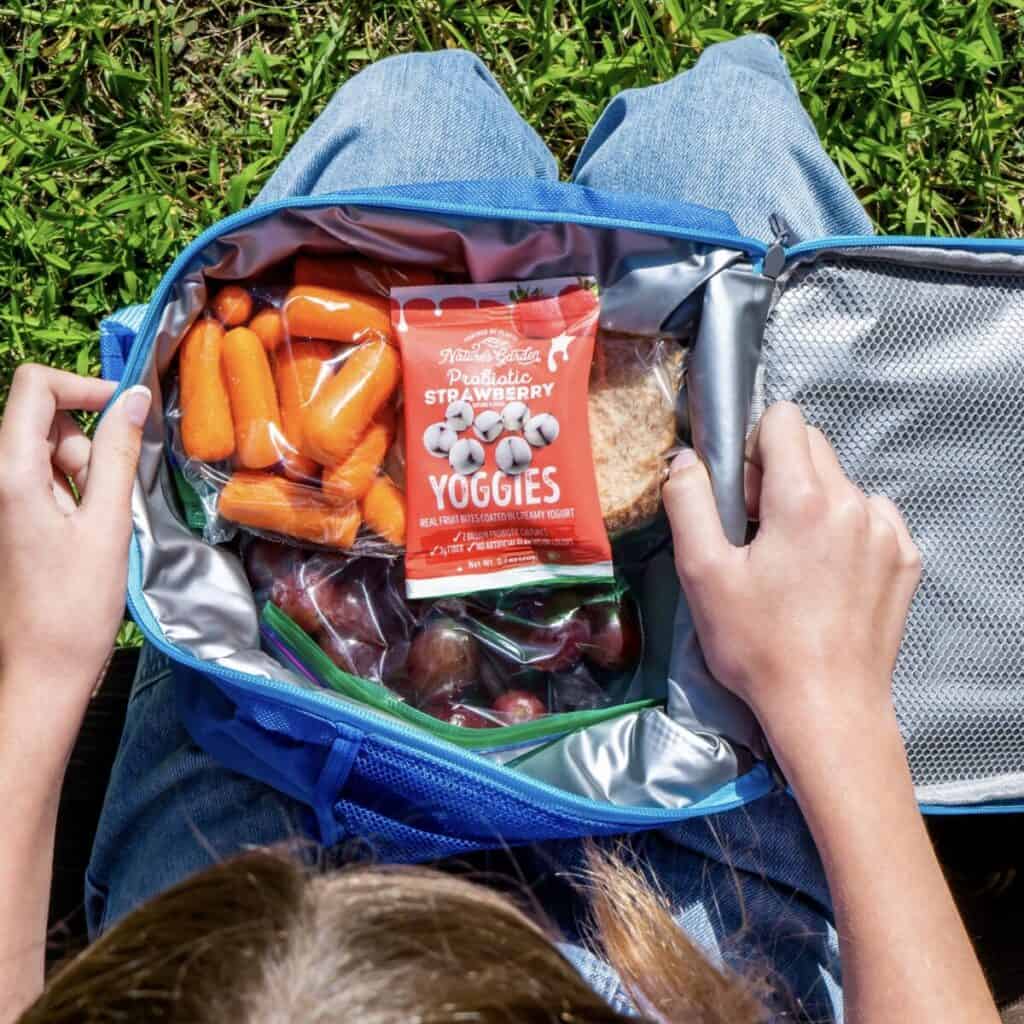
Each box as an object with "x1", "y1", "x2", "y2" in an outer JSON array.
[
  {"x1": 166, "y1": 258, "x2": 423, "y2": 553},
  {"x1": 393, "y1": 277, "x2": 612, "y2": 599}
]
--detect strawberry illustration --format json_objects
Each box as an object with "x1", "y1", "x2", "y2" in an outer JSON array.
[
  {"x1": 402, "y1": 296, "x2": 439, "y2": 327},
  {"x1": 557, "y1": 278, "x2": 599, "y2": 326},
  {"x1": 510, "y1": 286, "x2": 566, "y2": 339},
  {"x1": 439, "y1": 295, "x2": 477, "y2": 312}
]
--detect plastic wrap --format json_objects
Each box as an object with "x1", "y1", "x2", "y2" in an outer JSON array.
[
  {"x1": 165, "y1": 256, "x2": 440, "y2": 552},
  {"x1": 393, "y1": 276, "x2": 613, "y2": 598},
  {"x1": 245, "y1": 539, "x2": 651, "y2": 739}
]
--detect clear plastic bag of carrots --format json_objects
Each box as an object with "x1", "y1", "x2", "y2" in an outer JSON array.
[{"x1": 168, "y1": 255, "x2": 439, "y2": 553}]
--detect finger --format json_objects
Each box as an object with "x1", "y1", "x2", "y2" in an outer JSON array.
[
  {"x1": 49, "y1": 412, "x2": 93, "y2": 492},
  {"x1": 805, "y1": 426, "x2": 860, "y2": 501},
  {"x1": 52, "y1": 473, "x2": 78, "y2": 515},
  {"x1": 1, "y1": 366, "x2": 116, "y2": 488},
  {"x1": 663, "y1": 448, "x2": 733, "y2": 585},
  {"x1": 743, "y1": 457, "x2": 762, "y2": 521},
  {"x1": 746, "y1": 402, "x2": 820, "y2": 519},
  {"x1": 868, "y1": 495, "x2": 922, "y2": 656},
  {"x1": 80, "y1": 386, "x2": 152, "y2": 536},
  {"x1": 868, "y1": 494, "x2": 922, "y2": 574}
]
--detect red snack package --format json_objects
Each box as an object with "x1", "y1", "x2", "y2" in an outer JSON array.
[{"x1": 393, "y1": 277, "x2": 612, "y2": 599}]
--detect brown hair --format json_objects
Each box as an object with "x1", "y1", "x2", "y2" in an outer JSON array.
[{"x1": 24, "y1": 844, "x2": 765, "y2": 1023}]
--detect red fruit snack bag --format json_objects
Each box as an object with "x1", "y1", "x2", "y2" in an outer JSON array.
[{"x1": 393, "y1": 277, "x2": 612, "y2": 599}]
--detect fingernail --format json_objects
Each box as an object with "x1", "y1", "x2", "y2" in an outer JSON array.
[
  {"x1": 671, "y1": 447, "x2": 698, "y2": 472},
  {"x1": 121, "y1": 385, "x2": 152, "y2": 428}
]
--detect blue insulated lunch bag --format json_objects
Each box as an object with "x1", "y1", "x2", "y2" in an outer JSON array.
[{"x1": 101, "y1": 179, "x2": 1024, "y2": 861}]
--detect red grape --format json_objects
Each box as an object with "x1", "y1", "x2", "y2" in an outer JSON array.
[
  {"x1": 269, "y1": 573, "x2": 321, "y2": 634},
  {"x1": 243, "y1": 540, "x2": 297, "y2": 597},
  {"x1": 405, "y1": 617, "x2": 480, "y2": 703},
  {"x1": 422, "y1": 698, "x2": 493, "y2": 728},
  {"x1": 492, "y1": 690, "x2": 547, "y2": 723},
  {"x1": 316, "y1": 577, "x2": 384, "y2": 645},
  {"x1": 582, "y1": 596, "x2": 642, "y2": 672},
  {"x1": 318, "y1": 630, "x2": 384, "y2": 681},
  {"x1": 529, "y1": 615, "x2": 591, "y2": 671}
]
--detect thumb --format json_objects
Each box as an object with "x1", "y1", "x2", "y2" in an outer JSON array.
[
  {"x1": 81, "y1": 385, "x2": 152, "y2": 533},
  {"x1": 662, "y1": 448, "x2": 731, "y2": 583}
]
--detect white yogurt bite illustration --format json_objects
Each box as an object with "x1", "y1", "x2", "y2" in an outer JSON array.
[
  {"x1": 448, "y1": 438, "x2": 485, "y2": 475},
  {"x1": 501, "y1": 400, "x2": 530, "y2": 433},
  {"x1": 524, "y1": 412, "x2": 560, "y2": 447},
  {"x1": 445, "y1": 400, "x2": 474, "y2": 432},
  {"x1": 473, "y1": 409, "x2": 503, "y2": 443},
  {"x1": 423, "y1": 422, "x2": 457, "y2": 458},
  {"x1": 496, "y1": 436, "x2": 533, "y2": 475}
]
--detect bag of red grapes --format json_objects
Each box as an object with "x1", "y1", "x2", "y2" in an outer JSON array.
[{"x1": 246, "y1": 540, "x2": 650, "y2": 745}]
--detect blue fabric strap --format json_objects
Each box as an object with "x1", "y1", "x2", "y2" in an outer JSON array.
[{"x1": 99, "y1": 304, "x2": 149, "y2": 382}]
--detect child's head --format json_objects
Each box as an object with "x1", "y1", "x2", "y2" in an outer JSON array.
[{"x1": 26, "y1": 846, "x2": 763, "y2": 1022}]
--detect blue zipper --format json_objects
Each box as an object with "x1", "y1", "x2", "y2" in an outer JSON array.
[
  {"x1": 125, "y1": 538, "x2": 774, "y2": 826},
  {"x1": 785, "y1": 233, "x2": 1024, "y2": 261}
]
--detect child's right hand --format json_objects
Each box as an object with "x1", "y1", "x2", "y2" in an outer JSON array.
[{"x1": 663, "y1": 401, "x2": 921, "y2": 783}]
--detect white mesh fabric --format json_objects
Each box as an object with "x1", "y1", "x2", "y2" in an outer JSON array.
[{"x1": 762, "y1": 254, "x2": 1024, "y2": 797}]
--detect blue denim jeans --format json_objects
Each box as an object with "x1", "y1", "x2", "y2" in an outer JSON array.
[{"x1": 90, "y1": 37, "x2": 869, "y2": 1021}]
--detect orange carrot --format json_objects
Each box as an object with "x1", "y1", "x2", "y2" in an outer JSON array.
[
  {"x1": 283, "y1": 285, "x2": 392, "y2": 344},
  {"x1": 220, "y1": 471, "x2": 360, "y2": 548},
  {"x1": 250, "y1": 307, "x2": 285, "y2": 351},
  {"x1": 274, "y1": 339, "x2": 335, "y2": 462},
  {"x1": 361, "y1": 475, "x2": 406, "y2": 546},
  {"x1": 279, "y1": 446, "x2": 321, "y2": 483},
  {"x1": 304, "y1": 340, "x2": 400, "y2": 466},
  {"x1": 322, "y1": 406, "x2": 395, "y2": 502},
  {"x1": 221, "y1": 327, "x2": 284, "y2": 469},
  {"x1": 294, "y1": 255, "x2": 439, "y2": 294},
  {"x1": 179, "y1": 318, "x2": 235, "y2": 462},
  {"x1": 210, "y1": 284, "x2": 253, "y2": 326}
]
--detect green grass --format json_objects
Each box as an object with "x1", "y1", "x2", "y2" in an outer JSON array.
[{"x1": 1, "y1": 0, "x2": 1023, "y2": 395}]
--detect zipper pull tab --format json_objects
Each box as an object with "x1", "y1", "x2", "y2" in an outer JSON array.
[{"x1": 762, "y1": 212, "x2": 796, "y2": 279}]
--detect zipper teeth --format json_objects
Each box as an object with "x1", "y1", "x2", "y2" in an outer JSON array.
[
  {"x1": 786, "y1": 234, "x2": 1024, "y2": 259},
  {"x1": 126, "y1": 582, "x2": 770, "y2": 824}
]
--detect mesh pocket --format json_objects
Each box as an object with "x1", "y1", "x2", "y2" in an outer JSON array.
[
  {"x1": 337, "y1": 735, "x2": 624, "y2": 860},
  {"x1": 762, "y1": 254, "x2": 1024, "y2": 796}
]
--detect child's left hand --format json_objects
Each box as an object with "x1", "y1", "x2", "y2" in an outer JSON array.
[{"x1": 0, "y1": 366, "x2": 150, "y2": 780}]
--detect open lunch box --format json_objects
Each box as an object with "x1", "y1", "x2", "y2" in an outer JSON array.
[{"x1": 102, "y1": 180, "x2": 1024, "y2": 859}]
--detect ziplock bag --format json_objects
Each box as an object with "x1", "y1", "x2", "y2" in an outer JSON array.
[
  {"x1": 101, "y1": 180, "x2": 1024, "y2": 862},
  {"x1": 246, "y1": 538, "x2": 651, "y2": 744}
]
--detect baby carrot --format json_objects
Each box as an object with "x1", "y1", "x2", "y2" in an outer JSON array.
[
  {"x1": 322, "y1": 406, "x2": 395, "y2": 502},
  {"x1": 250, "y1": 307, "x2": 285, "y2": 352},
  {"x1": 283, "y1": 285, "x2": 392, "y2": 344},
  {"x1": 361, "y1": 475, "x2": 406, "y2": 546},
  {"x1": 179, "y1": 318, "x2": 235, "y2": 462},
  {"x1": 294, "y1": 255, "x2": 439, "y2": 294},
  {"x1": 279, "y1": 445, "x2": 321, "y2": 484},
  {"x1": 210, "y1": 284, "x2": 253, "y2": 327},
  {"x1": 274, "y1": 340, "x2": 335, "y2": 463},
  {"x1": 220, "y1": 471, "x2": 361, "y2": 548},
  {"x1": 221, "y1": 326, "x2": 284, "y2": 469},
  {"x1": 303, "y1": 340, "x2": 400, "y2": 466}
]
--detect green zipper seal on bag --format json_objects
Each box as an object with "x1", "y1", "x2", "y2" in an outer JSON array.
[
  {"x1": 261, "y1": 602, "x2": 657, "y2": 751},
  {"x1": 172, "y1": 466, "x2": 208, "y2": 531}
]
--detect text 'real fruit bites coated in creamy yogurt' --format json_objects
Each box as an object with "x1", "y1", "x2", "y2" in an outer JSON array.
[{"x1": 392, "y1": 277, "x2": 613, "y2": 599}]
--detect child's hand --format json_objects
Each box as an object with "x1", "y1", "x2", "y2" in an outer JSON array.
[
  {"x1": 663, "y1": 401, "x2": 920, "y2": 779},
  {"x1": 0, "y1": 366, "x2": 150, "y2": 777}
]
